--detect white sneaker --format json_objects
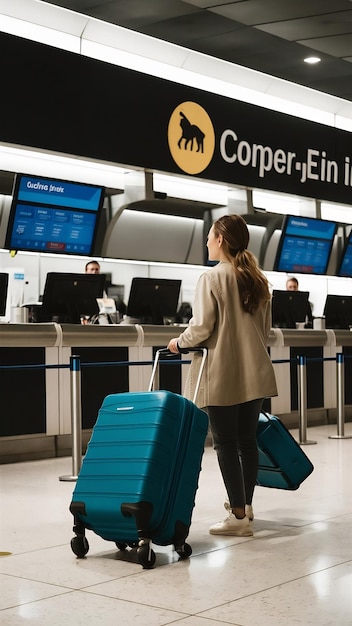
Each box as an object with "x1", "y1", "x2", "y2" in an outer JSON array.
[
  {"x1": 245, "y1": 505, "x2": 254, "y2": 521},
  {"x1": 224, "y1": 500, "x2": 254, "y2": 521},
  {"x1": 209, "y1": 512, "x2": 253, "y2": 536}
]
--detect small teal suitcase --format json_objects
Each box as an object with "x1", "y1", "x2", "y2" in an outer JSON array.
[
  {"x1": 256, "y1": 412, "x2": 314, "y2": 490},
  {"x1": 70, "y1": 349, "x2": 208, "y2": 568}
]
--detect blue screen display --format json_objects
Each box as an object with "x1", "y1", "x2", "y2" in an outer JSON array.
[
  {"x1": 338, "y1": 233, "x2": 352, "y2": 277},
  {"x1": 275, "y1": 216, "x2": 337, "y2": 275},
  {"x1": 6, "y1": 175, "x2": 104, "y2": 255}
]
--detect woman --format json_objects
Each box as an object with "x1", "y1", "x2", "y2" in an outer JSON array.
[{"x1": 167, "y1": 214, "x2": 277, "y2": 537}]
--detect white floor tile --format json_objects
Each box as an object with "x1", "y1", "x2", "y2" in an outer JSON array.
[
  {"x1": 0, "y1": 573, "x2": 69, "y2": 611},
  {"x1": 0, "y1": 590, "x2": 186, "y2": 625},
  {"x1": 199, "y1": 562, "x2": 352, "y2": 626},
  {"x1": 0, "y1": 424, "x2": 351, "y2": 624}
]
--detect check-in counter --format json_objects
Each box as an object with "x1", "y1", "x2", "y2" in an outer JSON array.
[
  {"x1": 269, "y1": 328, "x2": 338, "y2": 425},
  {"x1": 328, "y1": 330, "x2": 352, "y2": 406},
  {"x1": 137, "y1": 324, "x2": 187, "y2": 395},
  {"x1": 0, "y1": 322, "x2": 182, "y2": 462},
  {"x1": 0, "y1": 324, "x2": 351, "y2": 463},
  {"x1": 0, "y1": 323, "x2": 61, "y2": 462},
  {"x1": 58, "y1": 324, "x2": 142, "y2": 454}
]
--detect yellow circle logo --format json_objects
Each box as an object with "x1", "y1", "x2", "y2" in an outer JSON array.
[{"x1": 168, "y1": 102, "x2": 215, "y2": 175}]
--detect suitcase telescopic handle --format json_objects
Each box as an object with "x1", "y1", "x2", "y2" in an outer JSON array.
[{"x1": 148, "y1": 347, "x2": 207, "y2": 403}]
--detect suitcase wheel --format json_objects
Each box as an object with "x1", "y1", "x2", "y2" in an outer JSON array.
[
  {"x1": 176, "y1": 542, "x2": 192, "y2": 560},
  {"x1": 137, "y1": 543, "x2": 156, "y2": 569},
  {"x1": 71, "y1": 535, "x2": 89, "y2": 558},
  {"x1": 115, "y1": 541, "x2": 139, "y2": 551}
]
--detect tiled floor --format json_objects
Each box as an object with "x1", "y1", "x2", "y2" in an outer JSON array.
[{"x1": 1, "y1": 423, "x2": 352, "y2": 625}]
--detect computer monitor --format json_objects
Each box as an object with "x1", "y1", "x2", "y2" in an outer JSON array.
[
  {"x1": 0, "y1": 273, "x2": 9, "y2": 316},
  {"x1": 274, "y1": 215, "x2": 337, "y2": 275},
  {"x1": 39, "y1": 272, "x2": 106, "y2": 323},
  {"x1": 127, "y1": 277, "x2": 181, "y2": 325},
  {"x1": 272, "y1": 289, "x2": 312, "y2": 329},
  {"x1": 106, "y1": 284, "x2": 126, "y2": 316},
  {"x1": 323, "y1": 294, "x2": 352, "y2": 329}
]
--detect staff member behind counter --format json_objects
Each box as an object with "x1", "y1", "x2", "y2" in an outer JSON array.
[
  {"x1": 84, "y1": 260, "x2": 126, "y2": 323},
  {"x1": 286, "y1": 276, "x2": 314, "y2": 326},
  {"x1": 286, "y1": 276, "x2": 299, "y2": 291},
  {"x1": 271, "y1": 276, "x2": 313, "y2": 328},
  {"x1": 85, "y1": 260, "x2": 102, "y2": 275}
]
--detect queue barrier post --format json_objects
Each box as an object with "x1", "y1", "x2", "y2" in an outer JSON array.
[
  {"x1": 297, "y1": 355, "x2": 317, "y2": 445},
  {"x1": 329, "y1": 353, "x2": 352, "y2": 440},
  {"x1": 59, "y1": 355, "x2": 83, "y2": 481}
]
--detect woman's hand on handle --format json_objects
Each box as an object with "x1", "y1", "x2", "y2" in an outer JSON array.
[{"x1": 167, "y1": 338, "x2": 179, "y2": 353}]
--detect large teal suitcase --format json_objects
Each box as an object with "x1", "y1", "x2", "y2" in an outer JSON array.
[
  {"x1": 69, "y1": 349, "x2": 208, "y2": 568},
  {"x1": 256, "y1": 412, "x2": 314, "y2": 490}
]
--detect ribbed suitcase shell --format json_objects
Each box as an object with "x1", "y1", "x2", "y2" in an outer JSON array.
[
  {"x1": 256, "y1": 412, "x2": 314, "y2": 490},
  {"x1": 70, "y1": 390, "x2": 208, "y2": 548}
]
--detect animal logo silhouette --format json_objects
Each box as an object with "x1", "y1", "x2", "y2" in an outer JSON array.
[
  {"x1": 168, "y1": 101, "x2": 215, "y2": 174},
  {"x1": 178, "y1": 112, "x2": 205, "y2": 153}
]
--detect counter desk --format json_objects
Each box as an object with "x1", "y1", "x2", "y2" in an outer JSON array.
[
  {"x1": 0, "y1": 323, "x2": 60, "y2": 462},
  {"x1": 0, "y1": 323, "x2": 184, "y2": 462},
  {"x1": 0, "y1": 324, "x2": 350, "y2": 463},
  {"x1": 268, "y1": 327, "x2": 352, "y2": 425}
]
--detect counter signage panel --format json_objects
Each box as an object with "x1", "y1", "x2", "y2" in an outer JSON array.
[
  {"x1": 6, "y1": 32, "x2": 352, "y2": 205},
  {"x1": 5, "y1": 175, "x2": 105, "y2": 255},
  {"x1": 274, "y1": 215, "x2": 337, "y2": 275}
]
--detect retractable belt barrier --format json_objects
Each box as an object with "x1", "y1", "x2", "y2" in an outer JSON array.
[{"x1": 0, "y1": 353, "x2": 351, "y2": 481}]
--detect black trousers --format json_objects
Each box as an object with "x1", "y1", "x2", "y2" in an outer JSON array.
[{"x1": 207, "y1": 399, "x2": 263, "y2": 509}]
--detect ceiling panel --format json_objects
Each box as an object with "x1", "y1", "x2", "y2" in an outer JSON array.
[
  {"x1": 88, "y1": 0, "x2": 199, "y2": 28},
  {"x1": 185, "y1": 0, "x2": 239, "y2": 7},
  {"x1": 207, "y1": 0, "x2": 352, "y2": 25},
  {"x1": 141, "y1": 12, "x2": 239, "y2": 44},
  {"x1": 257, "y1": 13, "x2": 352, "y2": 41},
  {"x1": 298, "y1": 34, "x2": 352, "y2": 57},
  {"x1": 36, "y1": 0, "x2": 352, "y2": 102}
]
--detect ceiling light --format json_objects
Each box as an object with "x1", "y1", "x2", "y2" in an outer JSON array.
[
  {"x1": 304, "y1": 56, "x2": 321, "y2": 65},
  {"x1": 0, "y1": 144, "x2": 128, "y2": 189}
]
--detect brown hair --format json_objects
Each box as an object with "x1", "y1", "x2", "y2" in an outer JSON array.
[
  {"x1": 85, "y1": 260, "x2": 101, "y2": 272},
  {"x1": 286, "y1": 276, "x2": 299, "y2": 288},
  {"x1": 212, "y1": 214, "x2": 271, "y2": 314}
]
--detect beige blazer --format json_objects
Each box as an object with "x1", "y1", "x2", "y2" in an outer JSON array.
[{"x1": 177, "y1": 261, "x2": 278, "y2": 409}]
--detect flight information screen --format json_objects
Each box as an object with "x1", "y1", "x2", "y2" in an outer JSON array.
[{"x1": 5, "y1": 174, "x2": 105, "y2": 255}]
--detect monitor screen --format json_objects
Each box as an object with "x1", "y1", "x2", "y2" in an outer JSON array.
[
  {"x1": 0, "y1": 273, "x2": 9, "y2": 316},
  {"x1": 39, "y1": 272, "x2": 106, "y2": 323},
  {"x1": 272, "y1": 289, "x2": 312, "y2": 329},
  {"x1": 323, "y1": 294, "x2": 352, "y2": 329},
  {"x1": 337, "y1": 231, "x2": 352, "y2": 277},
  {"x1": 127, "y1": 277, "x2": 181, "y2": 325},
  {"x1": 5, "y1": 174, "x2": 105, "y2": 256},
  {"x1": 274, "y1": 215, "x2": 337, "y2": 275}
]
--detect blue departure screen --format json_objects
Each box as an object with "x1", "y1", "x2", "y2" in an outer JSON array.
[
  {"x1": 17, "y1": 176, "x2": 102, "y2": 211},
  {"x1": 338, "y1": 232, "x2": 352, "y2": 277},
  {"x1": 6, "y1": 175, "x2": 104, "y2": 255},
  {"x1": 284, "y1": 216, "x2": 336, "y2": 240},
  {"x1": 275, "y1": 215, "x2": 337, "y2": 275}
]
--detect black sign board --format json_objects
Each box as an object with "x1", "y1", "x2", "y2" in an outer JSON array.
[{"x1": 2, "y1": 31, "x2": 352, "y2": 204}]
